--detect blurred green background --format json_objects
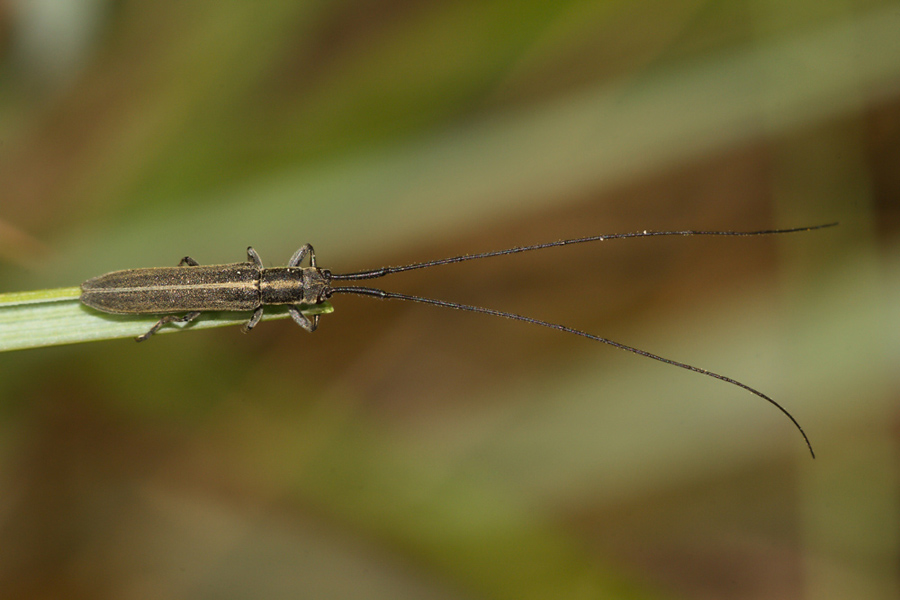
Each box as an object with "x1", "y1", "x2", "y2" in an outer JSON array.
[{"x1": 1, "y1": 1, "x2": 898, "y2": 598}]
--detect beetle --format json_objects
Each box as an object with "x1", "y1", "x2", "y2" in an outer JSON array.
[
  {"x1": 80, "y1": 224, "x2": 837, "y2": 456},
  {"x1": 81, "y1": 245, "x2": 327, "y2": 341}
]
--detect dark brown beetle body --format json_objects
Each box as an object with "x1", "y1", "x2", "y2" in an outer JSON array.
[{"x1": 81, "y1": 245, "x2": 330, "y2": 341}]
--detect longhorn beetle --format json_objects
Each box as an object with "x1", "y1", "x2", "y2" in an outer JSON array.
[{"x1": 81, "y1": 223, "x2": 837, "y2": 457}]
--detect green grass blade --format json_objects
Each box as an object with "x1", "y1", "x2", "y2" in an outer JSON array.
[{"x1": 0, "y1": 287, "x2": 333, "y2": 352}]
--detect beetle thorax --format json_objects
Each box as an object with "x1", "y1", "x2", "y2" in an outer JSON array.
[{"x1": 259, "y1": 267, "x2": 330, "y2": 305}]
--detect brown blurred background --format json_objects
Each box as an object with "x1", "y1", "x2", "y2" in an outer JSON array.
[{"x1": 0, "y1": 1, "x2": 898, "y2": 599}]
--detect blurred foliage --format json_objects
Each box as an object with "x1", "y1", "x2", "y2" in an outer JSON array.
[{"x1": 0, "y1": 1, "x2": 898, "y2": 599}]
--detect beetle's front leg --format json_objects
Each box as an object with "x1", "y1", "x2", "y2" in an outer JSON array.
[
  {"x1": 289, "y1": 306, "x2": 318, "y2": 332},
  {"x1": 178, "y1": 257, "x2": 200, "y2": 266},
  {"x1": 288, "y1": 244, "x2": 316, "y2": 268}
]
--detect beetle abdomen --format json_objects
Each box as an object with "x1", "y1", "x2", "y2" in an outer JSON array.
[{"x1": 80, "y1": 263, "x2": 260, "y2": 314}]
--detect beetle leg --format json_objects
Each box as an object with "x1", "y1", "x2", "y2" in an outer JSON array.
[
  {"x1": 246, "y1": 247, "x2": 264, "y2": 268},
  {"x1": 178, "y1": 256, "x2": 200, "y2": 266},
  {"x1": 136, "y1": 311, "x2": 202, "y2": 342},
  {"x1": 243, "y1": 307, "x2": 264, "y2": 332},
  {"x1": 288, "y1": 244, "x2": 316, "y2": 268},
  {"x1": 289, "y1": 306, "x2": 318, "y2": 332}
]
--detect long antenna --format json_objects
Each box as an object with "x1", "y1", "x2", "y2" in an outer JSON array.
[
  {"x1": 328, "y1": 286, "x2": 815, "y2": 458},
  {"x1": 327, "y1": 224, "x2": 837, "y2": 458},
  {"x1": 330, "y1": 223, "x2": 838, "y2": 281}
]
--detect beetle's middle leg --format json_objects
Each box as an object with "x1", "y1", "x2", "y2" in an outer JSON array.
[
  {"x1": 246, "y1": 247, "x2": 264, "y2": 268},
  {"x1": 243, "y1": 307, "x2": 264, "y2": 333},
  {"x1": 136, "y1": 311, "x2": 202, "y2": 342}
]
